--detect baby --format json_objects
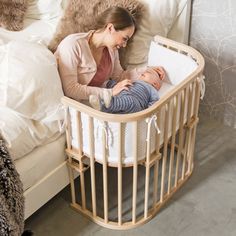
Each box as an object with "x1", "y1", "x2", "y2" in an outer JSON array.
[{"x1": 89, "y1": 67, "x2": 165, "y2": 114}]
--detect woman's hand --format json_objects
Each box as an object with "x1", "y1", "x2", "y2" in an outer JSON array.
[{"x1": 112, "y1": 79, "x2": 133, "y2": 96}]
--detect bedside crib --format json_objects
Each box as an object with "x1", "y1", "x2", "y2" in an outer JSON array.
[{"x1": 62, "y1": 35, "x2": 205, "y2": 230}]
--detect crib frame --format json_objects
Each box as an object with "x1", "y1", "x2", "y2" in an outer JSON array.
[{"x1": 61, "y1": 35, "x2": 205, "y2": 230}]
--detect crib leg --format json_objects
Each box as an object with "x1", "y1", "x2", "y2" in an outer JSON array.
[
  {"x1": 66, "y1": 153, "x2": 90, "y2": 211},
  {"x1": 67, "y1": 156, "x2": 76, "y2": 205},
  {"x1": 186, "y1": 116, "x2": 199, "y2": 174}
]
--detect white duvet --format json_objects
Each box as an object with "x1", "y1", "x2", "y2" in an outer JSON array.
[
  {"x1": 0, "y1": 107, "x2": 62, "y2": 161},
  {"x1": 0, "y1": 41, "x2": 64, "y2": 160}
]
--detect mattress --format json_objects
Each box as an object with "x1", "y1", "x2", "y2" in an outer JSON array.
[
  {"x1": 15, "y1": 134, "x2": 66, "y2": 191},
  {"x1": 69, "y1": 82, "x2": 175, "y2": 164}
]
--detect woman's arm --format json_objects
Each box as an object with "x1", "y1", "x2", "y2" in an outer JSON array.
[{"x1": 55, "y1": 36, "x2": 106, "y2": 101}]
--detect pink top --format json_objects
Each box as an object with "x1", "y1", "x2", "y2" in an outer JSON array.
[{"x1": 89, "y1": 47, "x2": 112, "y2": 87}]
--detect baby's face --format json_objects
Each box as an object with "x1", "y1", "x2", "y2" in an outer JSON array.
[{"x1": 140, "y1": 70, "x2": 163, "y2": 90}]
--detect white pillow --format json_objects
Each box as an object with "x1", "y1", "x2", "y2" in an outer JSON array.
[
  {"x1": 125, "y1": 0, "x2": 188, "y2": 65},
  {"x1": 148, "y1": 41, "x2": 197, "y2": 85},
  {"x1": 26, "y1": 0, "x2": 63, "y2": 20},
  {"x1": 0, "y1": 40, "x2": 64, "y2": 123}
]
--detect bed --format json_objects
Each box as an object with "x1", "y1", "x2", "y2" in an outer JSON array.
[{"x1": 0, "y1": 0, "x2": 195, "y2": 221}]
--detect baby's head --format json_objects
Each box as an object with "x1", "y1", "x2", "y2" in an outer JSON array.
[{"x1": 140, "y1": 67, "x2": 164, "y2": 90}]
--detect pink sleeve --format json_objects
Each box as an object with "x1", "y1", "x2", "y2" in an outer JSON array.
[
  {"x1": 110, "y1": 50, "x2": 147, "y2": 82},
  {"x1": 55, "y1": 36, "x2": 106, "y2": 101}
]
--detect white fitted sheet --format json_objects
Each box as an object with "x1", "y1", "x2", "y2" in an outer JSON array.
[{"x1": 15, "y1": 134, "x2": 66, "y2": 191}]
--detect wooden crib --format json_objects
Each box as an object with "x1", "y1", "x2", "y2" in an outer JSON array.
[{"x1": 61, "y1": 35, "x2": 205, "y2": 230}]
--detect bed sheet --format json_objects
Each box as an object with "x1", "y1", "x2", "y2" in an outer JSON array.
[{"x1": 15, "y1": 134, "x2": 66, "y2": 191}]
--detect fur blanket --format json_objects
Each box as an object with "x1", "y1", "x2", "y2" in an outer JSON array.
[
  {"x1": 0, "y1": 134, "x2": 24, "y2": 236},
  {"x1": 0, "y1": 0, "x2": 28, "y2": 31},
  {"x1": 48, "y1": 0, "x2": 145, "y2": 52}
]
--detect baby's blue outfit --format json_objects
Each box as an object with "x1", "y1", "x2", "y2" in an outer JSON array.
[{"x1": 101, "y1": 80, "x2": 160, "y2": 114}]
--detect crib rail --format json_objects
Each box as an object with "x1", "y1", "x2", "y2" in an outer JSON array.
[{"x1": 62, "y1": 35, "x2": 204, "y2": 230}]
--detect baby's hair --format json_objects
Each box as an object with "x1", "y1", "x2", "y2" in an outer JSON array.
[{"x1": 94, "y1": 6, "x2": 135, "y2": 31}]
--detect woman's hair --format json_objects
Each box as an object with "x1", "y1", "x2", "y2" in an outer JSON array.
[{"x1": 94, "y1": 6, "x2": 135, "y2": 31}]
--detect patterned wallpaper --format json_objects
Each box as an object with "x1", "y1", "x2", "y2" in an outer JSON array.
[{"x1": 189, "y1": 0, "x2": 236, "y2": 128}]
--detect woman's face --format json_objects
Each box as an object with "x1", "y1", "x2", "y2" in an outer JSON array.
[{"x1": 107, "y1": 24, "x2": 135, "y2": 50}]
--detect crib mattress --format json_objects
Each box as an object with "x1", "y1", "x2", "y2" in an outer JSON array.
[{"x1": 15, "y1": 134, "x2": 66, "y2": 191}]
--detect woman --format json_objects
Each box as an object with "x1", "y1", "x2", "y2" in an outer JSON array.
[{"x1": 55, "y1": 6, "x2": 163, "y2": 103}]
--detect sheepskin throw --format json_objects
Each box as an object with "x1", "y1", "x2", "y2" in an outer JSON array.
[
  {"x1": 0, "y1": 0, "x2": 28, "y2": 31},
  {"x1": 0, "y1": 134, "x2": 24, "y2": 236},
  {"x1": 48, "y1": 0, "x2": 145, "y2": 52}
]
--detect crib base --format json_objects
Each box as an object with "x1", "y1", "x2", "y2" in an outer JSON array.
[{"x1": 69, "y1": 169, "x2": 193, "y2": 230}]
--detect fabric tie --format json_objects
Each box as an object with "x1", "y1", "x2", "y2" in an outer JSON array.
[
  {"x1": 200, "y1": 75, "x2": 206, "y2": 100},
  {"x1": 145, "y1": 114, "x2": 161, "y2": 142},
  {"x1": 97, "y1": 121, "x2": 109, "y2": 149}
]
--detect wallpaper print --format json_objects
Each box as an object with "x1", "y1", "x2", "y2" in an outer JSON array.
[{"x1": 190, "y1": 0, "x2": 236, "y2": 128}]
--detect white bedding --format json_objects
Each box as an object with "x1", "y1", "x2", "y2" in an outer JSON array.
[
  {"x1": 0, "y1": 4, "x2": 67, "y2": 218},
  {"x1": 0, "y1": 40, "x2": 65, "y2": 160},
  {"x1": 0, "y1": 10, "x2": 67, "y2": 162},
  {"x1": 0, "y1": 107, "x2": 63, "y2": 160},
  {"x1": 0, "y1": 18, "x2": 60, "y2": 46}
]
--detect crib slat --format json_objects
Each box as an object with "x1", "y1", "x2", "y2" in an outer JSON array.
[
  {"x1": 76, "y1": 111, "x2": 86, "y2": 210},
  {"x1": 88, "y1": 117, "x2": 97, "y2": 217},
  {"x1": 168, "y1": 96, "x2": 178, "y2": 193},
  {"x1": 188, "y1": 79, "x2": 200, "y2": 173},
  {"x1": 155, "y1": 111, "x2": 161, "y2": 153},
  {"x1": 118, "y1": 123, "x2": 123, "y2": 225},
  {"x1": 66, "y1": 107, "x2": 72, "y2": 150},
  {"x1": 102, "y1": 122, "x2": 108, "y2": 223},
  {"x1": 175, "y1": 89, "x2": 187, "y2": 187},
  {"x1": 68, "y1": 156, "x2": 76, "y2": 205},
  {"x1": 153, "y1": 111, "x2": 161, "y2": 207},
  {"x1": 144, "y1": 117, "x2": 152, "y2": 218},
  {"x1": 132, "y1": 122, "x2": 138, "y2": 224},
  {"x1": 66, "y1": 108, "x2": 76, "y2": 204},
  {"x1": 182, "y1": 84, "x2": 192, "y2": 179},
  {"x1": 185, "y1": 82, "x2": 195, "y2": 174},
  {"x1": 160, "y1": 104, "x2": 170, "y2": 202}
]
